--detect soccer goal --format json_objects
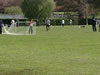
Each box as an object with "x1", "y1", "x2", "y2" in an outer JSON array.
[{"x1": 2, "y1": 21, "x2": 36, "y2": 35}]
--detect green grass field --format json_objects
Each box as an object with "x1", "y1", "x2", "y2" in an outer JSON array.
[{"x1": 0, "y1": 26, "x2": 100, "y2": 75}]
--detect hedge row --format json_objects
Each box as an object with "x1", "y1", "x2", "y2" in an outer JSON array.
[
  {"x1": 37, "y1": 18, "x2": 92, "y2": 25},
  {"x1": 50, "y1": 19, "x2": 78, "y2": 25},
  {"x1": 35, "y1": 19, "x2": 79, "y2": 25},
  {"x1": 2, "y1": 18, "x2": 93, "y2": 26}
]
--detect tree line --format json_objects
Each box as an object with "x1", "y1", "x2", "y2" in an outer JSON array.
[
  {"x1": 0, "y1": 0, "x2": 22, "y2": 12},
  {"x1": 55, "y1": 0, "x2": 100, "y2": 19},
  {"x1": 0, "y1": 0, "x2": 100, "y2": 20}
]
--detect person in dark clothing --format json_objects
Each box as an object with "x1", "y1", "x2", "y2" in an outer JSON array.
[
  {"x1": 0, "y1": 20, "x2": 2, "y2": 34},
  {"x1": 91, "y1": 18, "x2": 97, "y2": 32}
]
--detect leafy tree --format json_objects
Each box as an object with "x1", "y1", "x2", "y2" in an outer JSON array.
[
  {"x1": 21, "y1": 0, "x2": 55, "y2": 19},
  {"x1": 5, "y1": 6, "x2": 23, "y2": 15},
  {"x1": 93, "y1": 0, "x2": 100, "y2": 8}
]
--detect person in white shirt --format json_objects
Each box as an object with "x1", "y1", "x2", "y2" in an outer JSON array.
[
  {"x1": 11, "y1": 20, "x2": 16, "y2": 27},
  {"x1": 62, "y1": 19, "x2": 65, "y2": 27},
  {"x1": 70, "y1": 19, "x2": 72, "y2": 25},
  {"x1": 46, "y1": 19, "x2": 51, "y2": 31}
]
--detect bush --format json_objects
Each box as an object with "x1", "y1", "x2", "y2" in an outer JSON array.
[
  {"x1": 88, "y1": 19, "x2": 92, "y2": 25},
  {"x1": 51, "y1": 18, "x2": 79, "y2": 25},
  {"x1": 78, "y1": 18, "x2": 93, "y2": 25},
  {"x1": 72, "y1": 19, "x2": 79, "y2": 25}
]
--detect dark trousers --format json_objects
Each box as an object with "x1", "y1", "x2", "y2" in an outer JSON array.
[
  {"x1": 92, "y1": 25, "x2": 96, "y2": 32},
  {"x1": 62, "y1": 24, "x2": 64, "y2": 27},
  {"x1": 29, "y1": 26, "x2": 33, "y2": 34},
  {"x1": 0, "y1": 28, "x2": 2, "y2": 34},
  {"x1": 46, "y1": 25, "x2": 50, "y2": 31}
]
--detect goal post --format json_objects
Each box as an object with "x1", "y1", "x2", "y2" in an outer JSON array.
[{"x1": 2, "y1": 21, "x2": 36, "y2": 35}]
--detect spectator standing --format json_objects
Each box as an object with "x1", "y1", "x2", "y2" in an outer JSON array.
[
  {"x1": 29, "y1": 19, "x2": 34, "y2": 34},
  {"x1": 91, "y1": 18, "x2": 97, "y2": 32},
  {"x1": 62, "y1": 19, "x2": 65, "y2": 27},
  {"x1": 0, "y1": 20, "x2": 3, "y2": 34}
]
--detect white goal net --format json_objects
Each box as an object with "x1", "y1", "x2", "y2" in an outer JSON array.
[{"x1": 2, "y1": 21, "x2": 36, "y2": 35}]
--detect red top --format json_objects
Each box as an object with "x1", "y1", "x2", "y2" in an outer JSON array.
[{"x1": 29, "y1": 20, "x2": 33, "y2": 26}]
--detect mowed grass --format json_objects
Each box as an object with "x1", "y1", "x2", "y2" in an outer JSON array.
[{"x1": 0, "y1": 26, "x2": 100, "y2": 75}]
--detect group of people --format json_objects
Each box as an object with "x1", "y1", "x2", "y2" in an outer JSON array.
[
  {"x1": 0, "y1": 19, "x2": 34, "y2": 34},
  {"x1": 61, "y1": 19, "x2": 72, "y2": 27},
  {"x1": 45, "y1": 18, "x2": 100, "y2": 32},
  {"x1": 0, "y1": 18, "x2": 100, "y2": 34},
  {"x1": 45, "y1": 19, "x2": 72, "y2": 31}
]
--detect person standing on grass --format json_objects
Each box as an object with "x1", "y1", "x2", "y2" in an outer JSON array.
[
  {"x1": 10, "y1": 20, "x2": 17, "y2": 32},
  {"x1": 91, "y1": 18, "x2": 97, "y2": 32},
  {"x1": 70, "y1": 19, "x2": 72, "y2": 25},
  {"x1": 98, "y1": 21, "x2": 100, "y2": 32},
  {"x1": 29, "y1": 19, "x2": 34, "y2": 34},
  {"x1": 46, "y1": 19, "x2": 51, "y2": 31},
  {"x1": 11, "y1": 20, "x2": 16, "y2": 26},
  {"x1": 62, "y1": 19, "x2": 65, "y2": 27},
  {"x1": 0, "y1": 20, "x2": 3, "y2": 34}
]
